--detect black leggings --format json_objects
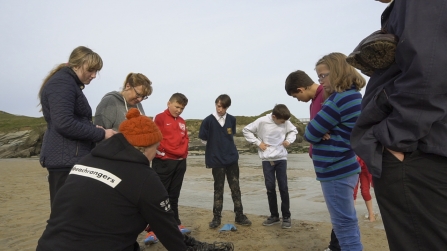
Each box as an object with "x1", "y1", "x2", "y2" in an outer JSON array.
[{"x1": 47, "y1": 169, "x2": 70, "y2": 208}]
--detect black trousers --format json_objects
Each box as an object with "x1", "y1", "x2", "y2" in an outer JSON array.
[
  {"x1": 152, "y1": 158, "x2": 187, "y2": 225},
  {"x1": 374, "y1": 150, "x2": 447, "y2": 251},
  {"x1": 328, "y1": 229, "x2": 341, "y2": 251},
  {"x1": 211, "y1": 162, "x2": 244, "y2": 217},
  {"x1": 47, "y1": 169, "x2": 70, "y2": 208}
]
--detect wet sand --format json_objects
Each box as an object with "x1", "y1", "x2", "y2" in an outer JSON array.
[{"x1": 0, "y1": 154, "x2": 388, "y2": 251}]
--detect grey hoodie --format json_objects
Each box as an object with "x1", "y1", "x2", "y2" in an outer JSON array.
[{"x1": 94, "y1": 91, "x2": 145, "y2": 131}]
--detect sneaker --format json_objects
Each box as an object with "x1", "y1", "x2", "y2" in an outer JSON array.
[
  {"x1": 144, "y1": 231, "x2": 158, "y2": 245},
  {"x1": 323, "y1": 248, "x2": 332, "y2": 251},
  {"x1": 262, "y1": 216, "x2": 280, "y2": 226},
  {"x1": 235, "y1": 214, "x2": 252, "y2": 226},
  {"x1": 178, "y1": 224, "x2": 191, "y2": 235},
  {"x1": 282, "y1": 217, "x2": 291, "y2": 229},
  {"x1": 209, "y1": 215, "x2": 221, "y2": 229}
]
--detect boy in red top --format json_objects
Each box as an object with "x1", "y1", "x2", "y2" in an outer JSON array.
[{"x1": 152, "y1": 93, "x2": 190, "y2": 237}]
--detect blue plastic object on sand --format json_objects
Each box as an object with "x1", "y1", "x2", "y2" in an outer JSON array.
[{"x1": 219, "y1": 223, "x2": 237, "y2": 232}]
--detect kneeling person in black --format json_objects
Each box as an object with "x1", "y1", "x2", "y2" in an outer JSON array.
[{"x1": 37, "y1": 108, "x2": 187, "y2": 251}]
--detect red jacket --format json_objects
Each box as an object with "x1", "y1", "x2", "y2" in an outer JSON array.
[{"x1": 154, "y1": 109, "x2": 189, "y2": 160}]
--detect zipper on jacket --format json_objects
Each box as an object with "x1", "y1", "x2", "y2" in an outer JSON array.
[{"x1": 75, "y1": 141, "x2": 79, "y2": 156}]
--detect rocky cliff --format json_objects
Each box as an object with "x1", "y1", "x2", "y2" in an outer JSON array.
[
  {"x1": 0, "y1": 111, "x2": 309, "y2": 158},
  {"x1": 0, "y1": 125, "x2": 308, "y2": 158},
  {"x1": 0, "y1": 126, "x2": 46, "y2": 158}
]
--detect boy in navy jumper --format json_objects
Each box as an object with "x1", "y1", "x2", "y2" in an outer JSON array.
[{"x1": 199, "y1": 94, "x2": 252, "y2": 229}]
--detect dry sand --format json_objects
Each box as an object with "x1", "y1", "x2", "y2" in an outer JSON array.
[{"x1": 0, "y1": 154, "x2": 389, "y2": 251}]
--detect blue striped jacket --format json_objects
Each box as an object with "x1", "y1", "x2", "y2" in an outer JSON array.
[{"x1": 304, "y1": 87, "x2": 361, "y2": 181}]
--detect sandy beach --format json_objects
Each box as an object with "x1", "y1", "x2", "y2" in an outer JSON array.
[{"x1": 0, "y1": 154, "x2": 388, "y2": 251}]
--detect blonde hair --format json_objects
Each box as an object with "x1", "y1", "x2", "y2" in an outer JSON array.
[
  {"x1": 316, "y1": 52, "x2": 365, "y2": 93},
  {"x1": 122, "y1": 73, "x2": 153, "y2": 97},
  {"x1": 38, "y1": 46, "x2": 103, "y2": 105}
]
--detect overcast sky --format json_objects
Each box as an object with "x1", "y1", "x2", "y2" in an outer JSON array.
[{"x1": 0, "y1": 0, "x2": 387, "y2": 120}]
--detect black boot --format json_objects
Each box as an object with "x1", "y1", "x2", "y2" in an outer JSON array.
[
  {"x1": 209, "y1": 215, "x2": 221, "y2": 229},
  {"x1": 235, "y1": 214, "x2": 252, "y2": 226}
]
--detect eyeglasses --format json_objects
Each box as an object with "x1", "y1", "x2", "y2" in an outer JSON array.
[
  {"x1": 132, "y1": 86, "x2": 148, "y2": 100},
  {"x1": 318, "y1": 73, "x2": 330, "y2": 82}
]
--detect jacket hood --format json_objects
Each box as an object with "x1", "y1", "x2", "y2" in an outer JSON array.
[
  {"x1": 103, "y1": 91, "x2": 125, "y2": 101},
  {"x1": 91, "y1": 133, "x2": 149, "y2": 165}
]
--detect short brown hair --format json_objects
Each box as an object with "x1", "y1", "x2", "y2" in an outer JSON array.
[
  {"x1": 285, "y1": 70, "x2": 314, "y2": 95},
  {"x1": 272, "y1": 104, "x2": 291, "y2": 120},
  {"x1": 215, "y1": 94, "x2": 231, "y2": 108},
  {"x1": 169, "y1": 93, "x2": 188, "y2": 106}
]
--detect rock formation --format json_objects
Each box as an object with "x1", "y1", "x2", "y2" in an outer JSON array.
[{"x1": 0, "y1": 124, "x2": 308, "y2": 158}]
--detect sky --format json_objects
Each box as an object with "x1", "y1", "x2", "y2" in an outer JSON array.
[{"x1": 0, "y1": 0, "x2": 387, "y2": 120}]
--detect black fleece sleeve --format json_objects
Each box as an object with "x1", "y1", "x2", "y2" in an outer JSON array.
[{"x1": 138, "y1": 171, "x2": 187, "y2": 251}]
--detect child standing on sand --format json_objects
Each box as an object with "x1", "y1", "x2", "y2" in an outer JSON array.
[
  {"x1": 151, "y1": 93, "x2": 191, "y2": 238},
  {"x1": 199, "y1": 94, "x2": 252, "y2": 229},
  {"x1": 304, "y1": 52, "x2": 365, "y2": 251},
  {"x1": 242, "y1": 104, "x2": 298, "y2": 229},
  {"x1": 354, "y1": 156, "x2": 376, "y2": 222}
]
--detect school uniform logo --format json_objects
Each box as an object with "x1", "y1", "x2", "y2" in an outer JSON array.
[
  {"x1": 160, "y1": 198, "x2": 171, "y2": 212},
  {"x1": 227, "y1": 128, "x2": 232, "y2": 134}
]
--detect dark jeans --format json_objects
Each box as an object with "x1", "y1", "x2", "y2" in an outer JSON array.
[
  {"x1": 47, "y1": 169, "x2": 70, "y2": 208},
  {"x1": 152, "y1": 158, "x2": 187, "y2": 225},
  {"x1": 211, "y1": 162, "x2": 243, "y2": 217},
  {"x1": 328, "y1": 229, "x2": 341, "y2": 251},
  {"x1": 374, "y1": 150, "x2": 447, "y2": 251},
  {"x1": 262, "y1": 160, "x2": 290, "y2": 218}
]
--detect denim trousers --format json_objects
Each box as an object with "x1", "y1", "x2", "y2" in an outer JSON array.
[
  {"x1": 152, "y1": 158, "x2": 187, "y2": 225},
  {"x1": 374, "y1": 150, "x2": 447, "y2": 251},
  {"x1": 262, "y1": 160, "x2": 290, "y2": 218},
  {"x1": 211, "y1": 162, "x2": 244, "y2": 217},
  {"x1": 321, "y1": 174, "x2": 362, "y2": 251}
]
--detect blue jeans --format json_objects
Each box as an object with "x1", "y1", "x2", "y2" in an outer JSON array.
[
  {"x1": 262, "y1": 160, "x2": 290, "y2": 218},
  {"x1": 321, "y1": 174, "x2": 362, "y2": 251}
]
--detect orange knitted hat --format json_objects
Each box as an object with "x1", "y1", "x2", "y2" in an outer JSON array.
[{"x1": 119, "y1": 108, "x2": 162, "y2": 147}]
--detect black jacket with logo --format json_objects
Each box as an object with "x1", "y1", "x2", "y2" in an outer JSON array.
[{"x1": 37, "y1": 133, "x2": 187, "y2": 251}]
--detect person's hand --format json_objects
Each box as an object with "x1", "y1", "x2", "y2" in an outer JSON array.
[
  {"x1": 282, "y1": 141, "x2": 290, "y2": 147},
  {"x1": 96, "y1": 125, "x2": 104, "y2": 129},
  {"x1": 322, "y1": 132, "x2": 331, "y2": 140},
  {"x1": 104, "y1": 129, "x2": 117, "y2": 140},
  {"x1": 386, "y1": 148, "x2": 404, "y2": 161},
  {"x1": 259, "y1": 142, "x2": 269, "y2": 151}
]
